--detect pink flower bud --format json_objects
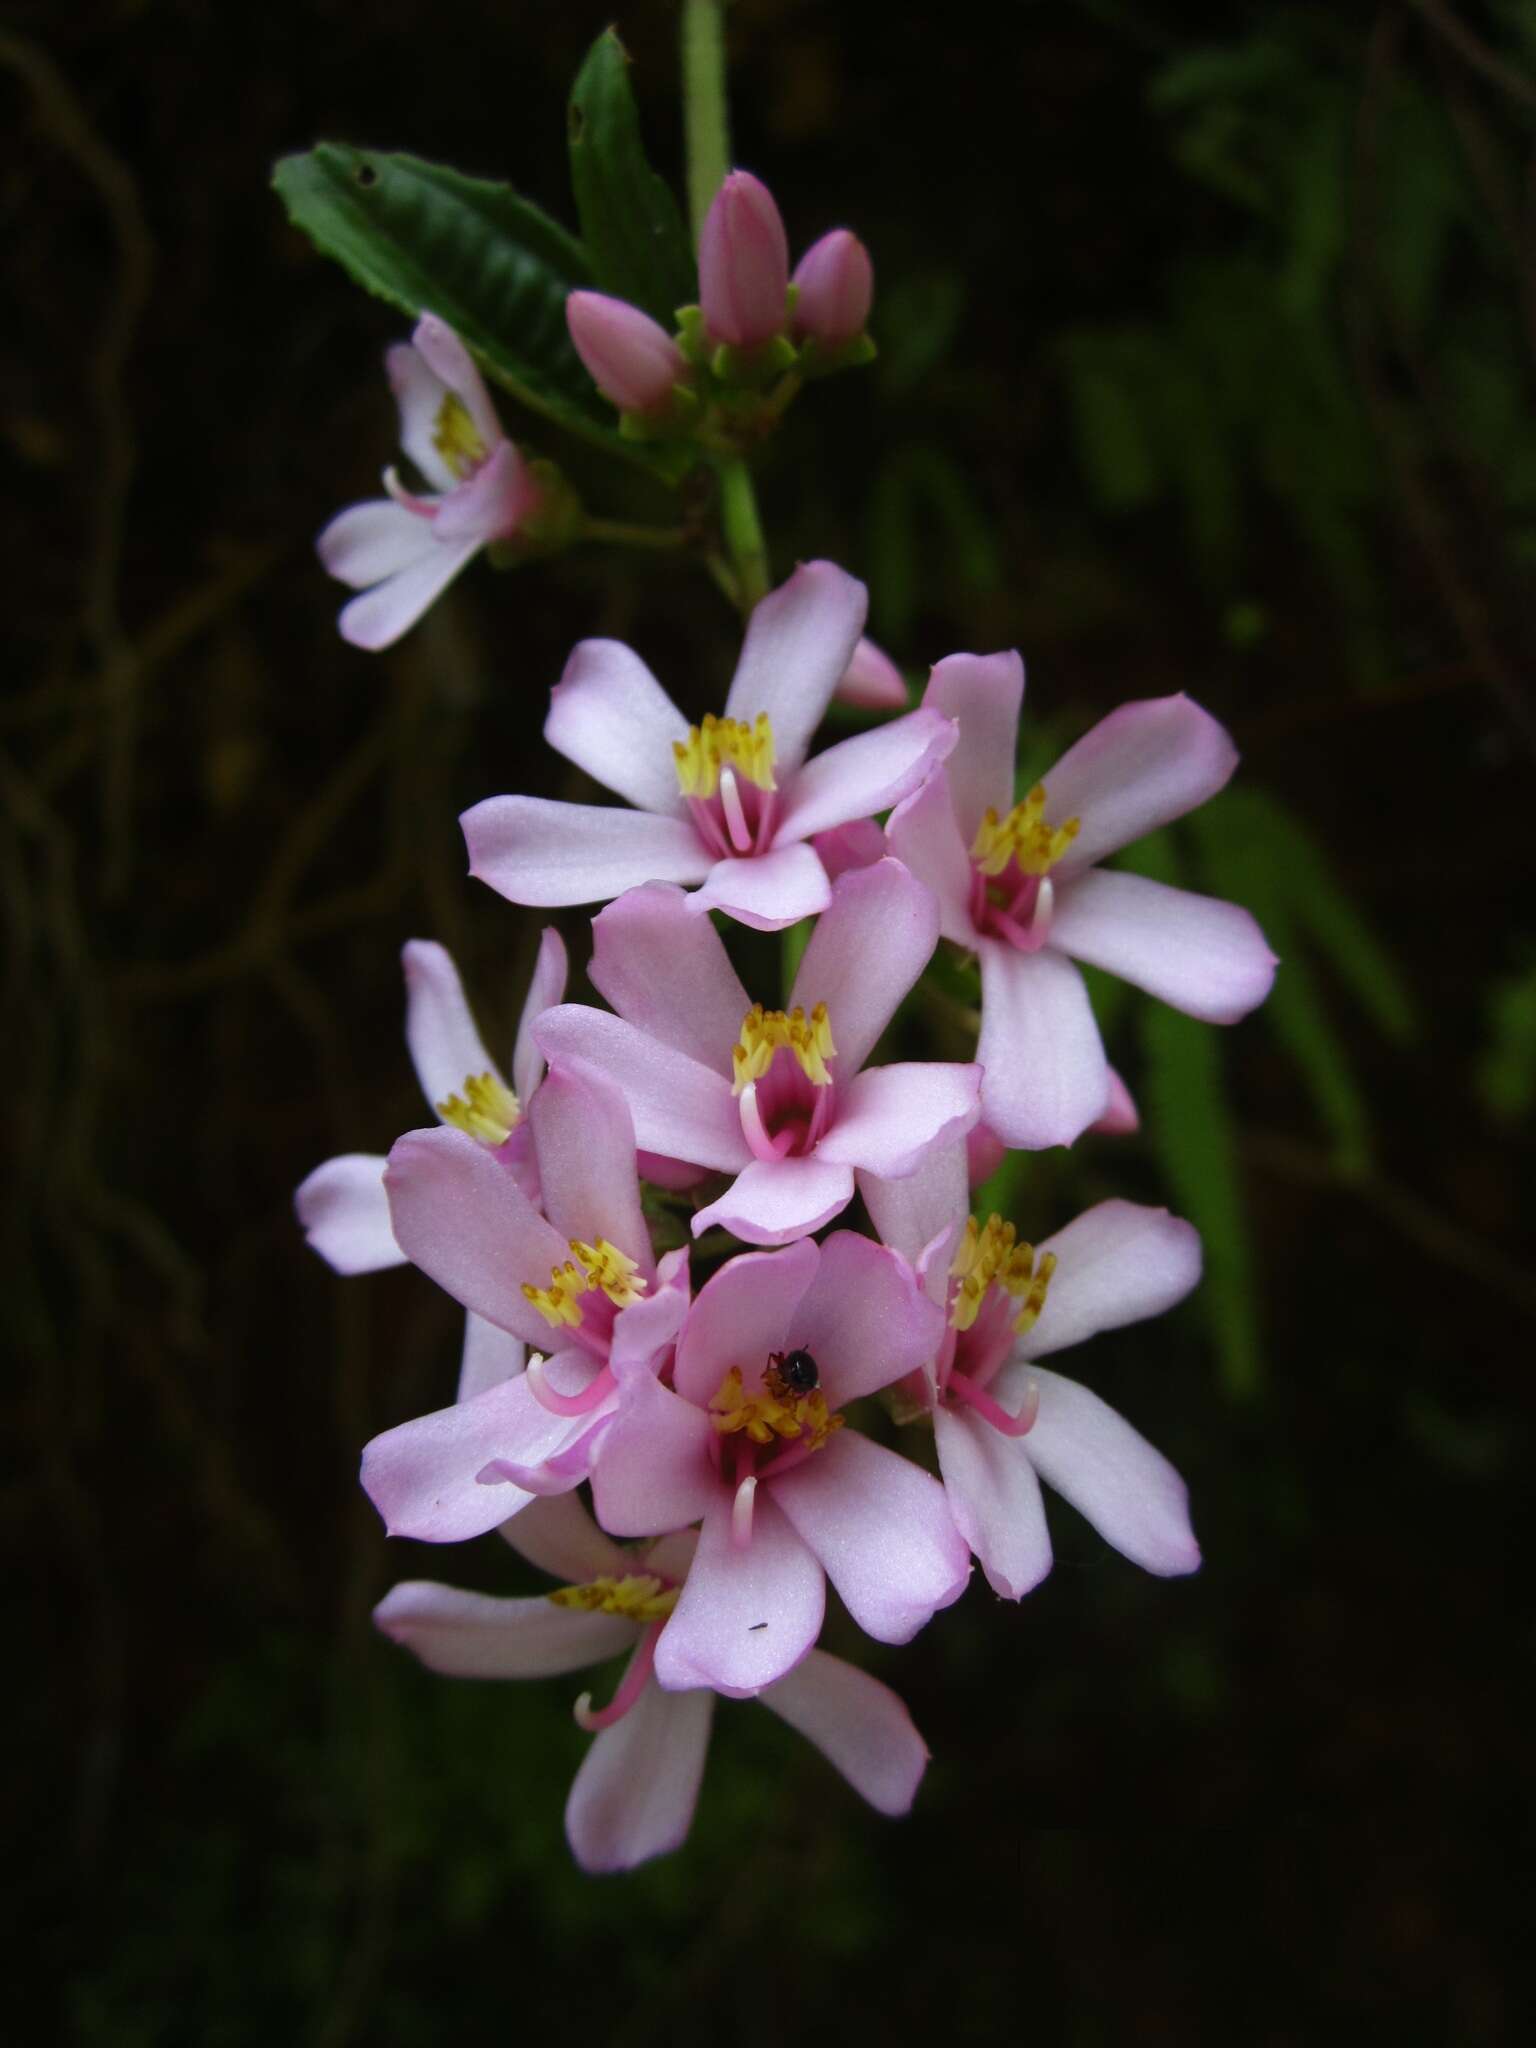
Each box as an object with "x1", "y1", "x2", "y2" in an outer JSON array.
[
  {"x1": 792, "y1": 229, "x2": 874, "y2": 347},
  {"x1": 834, "y1": 635, "x2": 907, "y2": 710},
  {"x1": 699, "y1": 170, "x2": 790, "y2": 349},
  {"x1": 966, "y1": 1122, "x2": 1007, "y2": 1188},
  {"x1": 566, "y1": 291, "x2": 687, "y2": 415}
]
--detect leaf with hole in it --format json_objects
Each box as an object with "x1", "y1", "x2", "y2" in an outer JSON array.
[
  {"x1": 273, "y1": 144, "x2": 685, "y2": 478},
  {"x1": 568, "y1": 30, "x2": 695, "y2": 328}
]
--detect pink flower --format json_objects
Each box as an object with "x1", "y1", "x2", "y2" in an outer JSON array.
[
  {"x1": 589, "y1": 1233, "x2": 969, "y2": 1696},
  {"x1": 360, "y1": 1061, "x2": 688, "y2": 1542},
  {"x1": 317, "y1": 314, "x2": 542, "y2": 650},
  {"x1": 792, "y1": 229, "x2": 875, "y2": 348},
  {"x1": 460, "y1": 562, "x2": 957, "y2": 933},
  {"x1": 376, "y1": 1494, "x2": 929, "y2": 1873},
  {"x1": 861, "y1": 1143, "x2": 1203, "y2": 1600},
  {"x1": 887, "y1": 654, "x2": 1278, "y2": 1147},
  {"x1": 566, "y1": 291, "x2": 688, "y2": 416},
  {"x1": 534, "y1": 859, "x2": 982, "y2": 1247},
  {"x1": 699, "y1": 170, "x2": 791, "y2": 350},
  {"x1": 295, "y1": 928, "x2": 564, "y2": 1283}
]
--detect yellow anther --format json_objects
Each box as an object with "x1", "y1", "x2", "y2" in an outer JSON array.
[
  {"x1": 548, "y1": 1573, "x2": 678, "y2": 1622},
  {"x1": 730, "y1": 1002, "x2": 836, "y2": 1095},
  {"x1": 436, "y1": 1071, "x2": 521, "y2": 1146},
  {"x1": 431, "y1": 392, "x2": 488, "y2": 480},
  {"x1": 970, "y1": 785, "x2": 1080, "y2": 878},
  {"x1": 522, "y1": 1237, "x2": 647, "y2": 1328},
  {"x1": 672, "y1": 712, "x2": 777, "y2": 799},
  {"x1": 708, "y1": 1365, "x2": 843, "y2": 1453},
  {"x1": 948, "y1": 1213, "x2": 1058, "y2": 1334}
]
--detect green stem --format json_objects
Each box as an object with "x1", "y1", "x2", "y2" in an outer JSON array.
[
  {"x1": 714, "y1": 456, "x2": 770, "y2": 610},
  {"x1": 583, "y1": 518, "x2": 690, "y2": 551},
  {"x1": 681, "y1": 0, "x2": 731, "y2": 247}
]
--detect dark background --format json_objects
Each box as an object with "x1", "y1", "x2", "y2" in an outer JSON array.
[{"x1": 6, "y1": 1, "x2": 1534, "y2": 2039}]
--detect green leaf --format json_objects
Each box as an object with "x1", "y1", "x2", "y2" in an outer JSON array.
[
  {"x1": 1131, "y1": 829, "x2": 1263, "y2": 1396},
  {"x1": 568, "y1": 30, "x2": 696, "y2": 328},
  {"x1": 273, "y1": 144, "x2": 667, "y2": 471}
]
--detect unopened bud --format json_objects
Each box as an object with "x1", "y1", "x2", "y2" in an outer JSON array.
[
  {"x1": 699, "y1": 170, "x2": 790, "y2": 349},
  {"x1": 835, "y1": 635, "x2": 907, "y2": 710},
  {"x1": 566, "y1": 292, "x2": 688, "y2": 416},
  {"x1": 792, "y1": 229, "x2": 874, "y2": 347}
]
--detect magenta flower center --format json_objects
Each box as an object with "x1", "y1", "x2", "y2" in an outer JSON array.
[
  {"x1": 730, "y1": 1001, "x2": 837, "y2": 1160},
  {"x1": 930, "y1": 1213, "x2": 1056, "y2": 1437},
  {"x1": 707, "y1": 1356, "x2": 846, "y2": 1547},
  {"x1": 674, "y1": 711, "x2": 780, "y2": 858},
  {"x1": 967, "y1": 785, "x2": 1079, "y2": 952}
]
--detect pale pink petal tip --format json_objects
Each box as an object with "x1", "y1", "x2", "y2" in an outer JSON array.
[
  {"x1": 699, "y1": 169, "x2": 790, "y2": 349},
  {"x1": 792, "y1": 229, "x2": 874, "y2": 346},
  {"x1": 965, "y1": 1121, "x2": 1007, "y2": 1187},
  {"x1": 834, "y1": 636, "x2": 908, "y2": 710},
  {"x1": 1092, "y1": 1067, "x2": 1140, "y2": 1136},
  {"x1": 566, "y1": 291, "x2": 687, "y2": 415}
]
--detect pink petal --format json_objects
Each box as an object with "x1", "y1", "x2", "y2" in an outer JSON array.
[
  {"x1": 923, "y1": 650, "x2": 1025, "y2": 837},
  {"x1": 607, "y1": 1257, "x2": 691, "y2": 1380},
  {"x1": 360, "y1": 1374, "x2": 583, "y2": 1542},
  {"x1": 1007, "y1": 1362, "x2": 1201, "y2": 1576},
  {"x1": 834, "y1": 636, "x2": 907, "y2": 711},
  {"x1": 771, "y1": 1430, "x2": 970, "y2": 1643},
  {"x1": 723, "y1": 561, "x2": 868, "y2": 776},
  {"x1": 652, "y1": 1493, "x2": 825, "y2": 1698},
  {"x1": 885, "y1": 766, "x2": 979, "y2": 946},
  {"x1": 1049, "y1": 871, "x2": 1278, "y2": 1023},
  {"x1": 790, "y1": 857, "x2": 939, "y2": 1077},
  {"x1": 817, "y1": 1061, "x2": 981, "y2": 1178},
  {"x1": 1043, "y1": 695, "x2": 1239, "y2": 873},
  {"x1": 773, "y1": 709, "x2": 957, "y2": 846},
  {"x1": 411, "y1": 312, "x2": 502, "y2": 449},
  {"x1": 511, "y1": 925, "x2": 569, "y2": 1106},
  {"x1": 336, "y1": 533, "x2": 481, "y2": 651},
  {"x1": 790, "y1": 1230, "x2": 946, "y2": 1405},
  {"x1": 533, "y1": 1006, "x2": 747, "y2": 1173},
  {"x1": 374, "y1": 1580, "x2": 634, "y2": 1677},
  {"x1": 966, "y1": 1121, "x2": 1007, "y2": 1184},
  {"x1": 566, "y1": 1681, "x2": 714, "y2": 1873},
  {"x1": 672, "y1": 1239, "x2": 818, "y2": 1408},
  {"x1": 589, "y1": 883, "x2": 749, "y2": 1070},
  {"x1": 295, "y1": 1153, "x2": 403, "y2": 1274},
  {"x1": 384, "y1": 1126, "x2": 572, "y2": 1346},
  {"x1": 545, "y1": 638, "x2": 691, "y2": 815},
  {"x1": 317, "y1": 498, "x2": 435, "y2": 589},
  {"x1": 1017, "y1": 1199, "x2": 1200, "y2": 1360},
  {"x1": 462, "y1": 796, "x2": 711, "y2": 908},
  {"x1": 457, "y1": 1314, "x2": 525, "y2": 1403},
  {"x1": 429, "y1": 440, "x2": 535, "y2": 546},
  {"x1": 589, "y1": 1373, "x2": 718, "y2": 1538},
  {"x1": 385, "y1": 340, "x2": 455, "y2": 491},
  {"x1": 811, "y1": 817, "x2": 886, "y2": 882},
  {"x1": 933, "y1": 1405, "x2": 1052, "y2": 1600},
  {"x1": 1094, "y1": 1065, "x2": 1140, "y2": 1136},
  {"x1": 529, "y1": 1062, "x2": 651, "y2": 1273},
  {"x1": 690, "y1": 1153, "x2": 855, "y2": 1248},
  {"x1": 401, "y1": 939, "x2": 498, "y2": 1111},
  {"x1": 977, "y1": 941, "x2": 1109, "y2": 1149},
  {"x1": 499, "y1": 1489, "x2": 634, "y2": 1579},
  {"x1": 857, "y1": 1142, "x2": 967, "y2": 1294},
  {"x1": 759, "y1": 1649, "x2": 927, "y2": 1815},
  {"x1": 688, "y1": 843, "x2": 832, "y2": 931}
]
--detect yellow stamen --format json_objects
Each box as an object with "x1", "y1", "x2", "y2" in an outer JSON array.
[
  {"x1": 431, "y1": 392, "x2": 488, "y2": 481},
  {"x1": 970, "y1": 784, "x2": 1080, "y2": 878},
  {"x1": 730, "y1": 1002, "x2": 835, "y2": 1095},
  {"x1": 948, "y1": 1213, "x2": 1058, "y2": 1334},
  {"x1": 708, "y1": 1365, "x2": 843, "y2": 1453},
  {"x1": 548, "y1": 1573, "x2": 678, "y2": 1622},
  {"x1": 436, "y1": 1071, "x2": 520, "y2": 1146},
  {"x1": 672, "y1": 712, "x2": 777, "y2": 799},
  {"x1": 522, "y1": 1237, "x2": 647, "y2": 1328}
]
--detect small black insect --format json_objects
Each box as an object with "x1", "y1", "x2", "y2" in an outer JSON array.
[
  {"x1": 748, "y1": 1622, "x2": 768, "y2": 1632},
  {"x1": 771, "y1": 1347, "x2": 820, "y2": 1395}
]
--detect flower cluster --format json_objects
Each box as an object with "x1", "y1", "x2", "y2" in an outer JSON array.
[{"x1": 299, "y1": 526, "x2": 1276, "y2": 1870}]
